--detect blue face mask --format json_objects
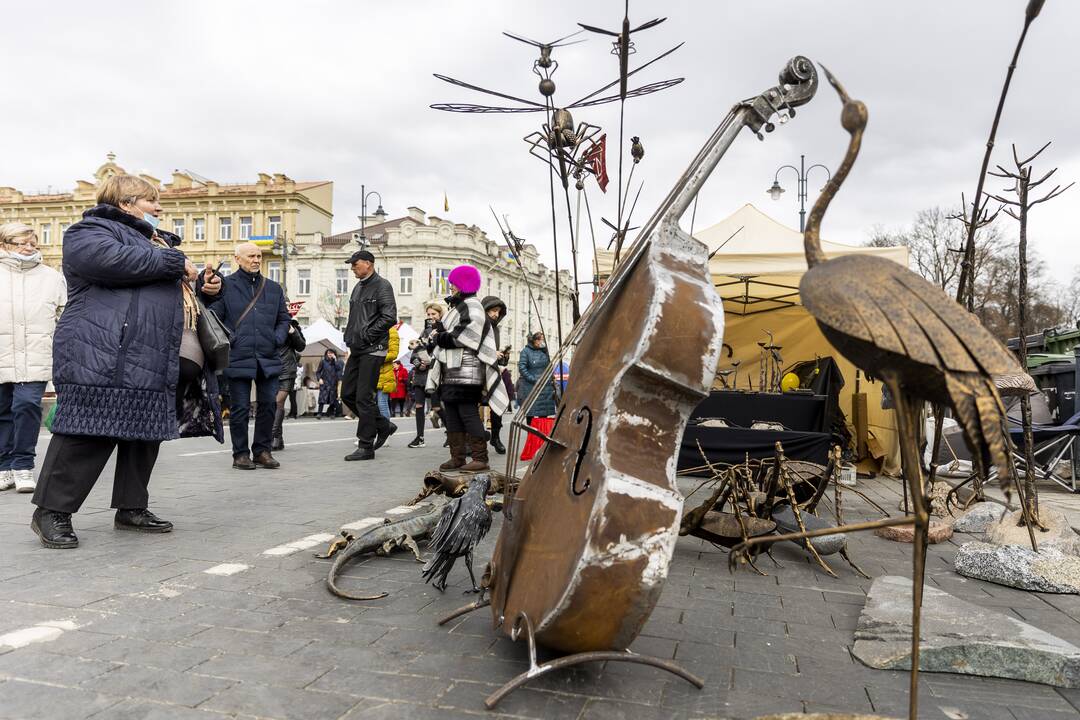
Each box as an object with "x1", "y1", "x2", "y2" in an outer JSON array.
[{"x1": 142, "y1": 212, "x2": 160, "y2": 231}]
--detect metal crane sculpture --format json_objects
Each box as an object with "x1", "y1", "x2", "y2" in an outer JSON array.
[{"x1": 796, "y1": 68, "x2": 1020, "y2": 720}]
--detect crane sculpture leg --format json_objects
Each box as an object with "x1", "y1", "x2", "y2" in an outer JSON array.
[{"x1": 885, "y1": 374, "x2": 930, "y2": 714}]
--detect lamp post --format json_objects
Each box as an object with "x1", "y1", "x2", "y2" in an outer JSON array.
[
  {"x1": 358, "y1": 184, "x2": 387, "y2": 248},
  {"x1": 271, "y1": 231, "x2": 293, "y2": 294},
  {"x1": 766, "y1": 154, "x2": 831, "y2": 232}
]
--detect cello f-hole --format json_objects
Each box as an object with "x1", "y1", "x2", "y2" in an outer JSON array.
[{"x1": 571, "y1": 406, "x2": 593, "y2": 496}]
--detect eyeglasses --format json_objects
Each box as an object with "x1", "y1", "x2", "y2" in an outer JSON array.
[{"x1": 2, "y1": 240, "x2": 37, "y2": 249}]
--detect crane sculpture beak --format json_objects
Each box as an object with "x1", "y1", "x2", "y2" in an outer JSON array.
[{"x1": 818, "y1": 63, "x2": 850, "y2": 104}]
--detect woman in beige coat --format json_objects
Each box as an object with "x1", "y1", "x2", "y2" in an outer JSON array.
[{"x1": 0, "y1": 223, "x2": 67, "y2": 493}]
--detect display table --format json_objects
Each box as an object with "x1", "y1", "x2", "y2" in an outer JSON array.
[{"x1": 678, "y1": 390, "x2": 832, "y2": 474}]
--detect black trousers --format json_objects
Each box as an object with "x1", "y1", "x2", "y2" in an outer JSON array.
[
  {"x1": 228, "y1": 370, "x2": 277, "y2": 457},
  {"x1": 490, "y1": 411, "x2": 503, "y2": 439},
  {"x1": 34, "y1": 433, "x2": 161, "y2": 514},
  {"x1": 341, "y1": 353, "x2": 391, "y2": 450},
  {"x1": 443, "y1": 401, "x2": 485, "y2": 438}
]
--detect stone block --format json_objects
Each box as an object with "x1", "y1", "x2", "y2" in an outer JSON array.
[
  {"x1": 953, "y1": 502, "x2": 1006, "y2": 533},
  {"x1": 852, "y1": 575, "x2": 1080, "y2": 687},
  {"x1": 954, "y1": 541, "x2": 1080, "y2": 594},
  {"x1": 987, "y1": 508, "x2": 1080, "y2": 556},
  {"x1": 874, "y1": 520, "x2": 953, "y2": 544}
]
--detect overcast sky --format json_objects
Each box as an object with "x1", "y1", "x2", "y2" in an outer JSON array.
[{"x1": 3, "y1": 1, "x2": 1078, "y2": 286}]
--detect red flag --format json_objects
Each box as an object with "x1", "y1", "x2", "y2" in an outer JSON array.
[{"x1": 582, "y1": 134, "x2": 609, "y2": 193}]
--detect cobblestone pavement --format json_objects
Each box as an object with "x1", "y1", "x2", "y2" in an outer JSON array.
[{"x1": 1, "y1": 417, "x2": 1079, "y2": 719}]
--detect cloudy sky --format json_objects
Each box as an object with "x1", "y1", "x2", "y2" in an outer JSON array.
[{"x1": 3, "y1": 1, "x2": 1078, "y2": 285}]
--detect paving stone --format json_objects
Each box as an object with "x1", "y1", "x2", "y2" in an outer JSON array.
[
  {"x1": 0, "y1": 678, "x2": 122, "y2": 719},
  {"x1": 310, "y1": 667, "x2": 452, "y2": 703},
  {"x1": 954, "y1": 541, "x2": 1080, "y2": 594},
  {"x1": 79, "y1": 663, "x2": 235, "y2": 707},
  {"x1": 189, "y1": 651, "x2": 334, "y2": 688},
  {"x1": 198, "y1": 682, "x2": 359, "y2": 719},
  {"x1": 179, "y1": 626, "x2": 313, "y2": 658},
  {"x1": 87, "y1": 698, "x2": 230, "y2": 720},
  {"x1": 437, "y1": 679, "x2": 590, "y2": 718},
  {"x1": 0, "y1": 648, "x2": 118, "y2": 684},
  {"x1": 82, "y1": 637, "x2": 217, "y2": 672}
]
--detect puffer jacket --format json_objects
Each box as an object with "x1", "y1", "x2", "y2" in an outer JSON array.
[
  {"x1": 0, "y1": 252, "x2": 67, "y2": 383},
  {"x1": 199, "y1": 268, "x2": 290, "y2": 379},
  {"x1": 51, "y1": 204, "x2": 188, "y2": 440},
  {"x1": 517, "y1": 343, "x2": 556, "y2": 418},
  {"x1": 377, "y1": 325, "x2": 401, "y2": 393}
]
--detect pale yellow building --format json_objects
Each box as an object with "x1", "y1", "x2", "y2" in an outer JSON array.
[{"x1": 0, "y1": 153, "x2": 333, "y2": 273}]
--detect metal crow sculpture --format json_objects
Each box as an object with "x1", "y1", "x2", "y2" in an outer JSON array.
[
  {"x1": 797, "y1": 67, "x2": 1019, "y2": 720},
  {"x1": 422, "y1": 474, "x2": 493, "y2": 592}
]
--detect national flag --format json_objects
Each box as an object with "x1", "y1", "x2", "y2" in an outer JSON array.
[{"x1": 582, "y1": 134, "x2": 609, "y2": 192}]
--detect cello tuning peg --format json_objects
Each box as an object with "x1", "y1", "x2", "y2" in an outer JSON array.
[
  {"x1": 778, "y1": 113, "x2": 789, "y2": 125},
  {"x1": 765, "y1": 122, "x2": 775, "y2": 133},
  {"x1": 787, "y1": 108, "x2": 796, "y2": 119},
  {"x1": 755, "y1": 131, "x2": 765, "y2": 141}
]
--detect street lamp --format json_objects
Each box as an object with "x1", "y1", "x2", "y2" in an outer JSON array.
[
  {"x1": 357, "y1": 184, "x2": 387, "y2": 248},
  {"x1": 766, "y1": 154, "x2": 831, "y2": 232},
  {"x1": 271, "y1": 231, "x2": 296, "y2": 294}
]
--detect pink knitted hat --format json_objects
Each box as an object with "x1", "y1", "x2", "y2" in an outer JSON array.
[{"x1": 448, "y1": 264, "x2": 482, "y2": 294}]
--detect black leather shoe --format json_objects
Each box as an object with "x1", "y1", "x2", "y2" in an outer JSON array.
[
  {"x1": 344, "y1": 448, "x2": 375, "y2": 461},
  {"x1": 253, "y1": 451, "x2": 281, "y2": 469},
  {"x1": 271, "y1": 436, "x2": 285, "y2": 451},
  {"x1": 31, "y1": 507, "x2": 78, "y2": 549},
  {"x1": 233, "y1": 454, "x2": 256, "y2": 470},
  {"x1": 374, "y1": 423, "x2": 398, "y2": 450},
  {"x1": 115, "y1": 508, "x2": 173, "y2": 533}
]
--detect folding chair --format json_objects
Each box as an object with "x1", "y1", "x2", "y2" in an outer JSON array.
[{"x1": 1005, "y1": 409, "x2": 1080, "y2": 493}]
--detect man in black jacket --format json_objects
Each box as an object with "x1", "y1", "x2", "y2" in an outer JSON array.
[
  {"x1": 200, "y1": 242, "x2": 290, "y2": 470},
  {"x1": 341, "y1": 250, "x2": 397, "y2": 460}
]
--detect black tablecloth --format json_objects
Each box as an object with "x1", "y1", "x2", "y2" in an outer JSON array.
[
  {"x1": 690, "y1": 390, "x2": 828, "y2": 433},
  {"x1": 680, "y1": 425, "x2": 832, "y2": 473}
]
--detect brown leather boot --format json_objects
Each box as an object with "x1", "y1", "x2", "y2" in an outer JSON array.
[
  {"x1": 460, "y1": 435, "x2": 490, "y2": 472},
  {"x1": 439, "y1": 432, "x2": 467, "y2": 471}
]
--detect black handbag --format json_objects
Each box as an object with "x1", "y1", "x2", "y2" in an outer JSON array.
[{"x1": 196, "y1": 298, "x2": 231, "y2": 372}]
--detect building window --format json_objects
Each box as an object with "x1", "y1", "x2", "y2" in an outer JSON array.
[
  {"x1": 60, "y1": 223, "x2": 70, "y2": 235},
  {"x1": 335, "y1": 268, "x2": 349, "y2": 295},
  {"x1": 193, "y1": 218, "x2": 206, "y2": 241},
  {"x1": 268, "y1": 215, "x2": 281, "y2": 238},
  {"x1": 173, "y1": 219, "x2": 185, "y2": 239},
  {"x1": 298, "y1": 268, "x2": 311, "y2": 295},
  {"x1": 219, "y1": 217, "x2": 232, "y2": 241},
  {"x1": 39, "y1": 223, "x2": 51, "y2": 245},
  {"x1": 268, "y1": 261, "x2": 281, "y2": 282},
  {"x1": 239, "y1": 216, "x2": 252, "y2": 240},
  {"x1": 435, "y1": 268, "x2": 451, "y2": 295},
  {"x1": 399, "y1": 267, "x2": 413, "y2": 295}
]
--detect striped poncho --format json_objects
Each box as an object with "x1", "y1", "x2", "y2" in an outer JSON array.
[{"x1": 426, "y1": 294, "x2": 510, "y2": 415}]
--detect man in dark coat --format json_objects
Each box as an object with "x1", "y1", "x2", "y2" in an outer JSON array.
[
  {"x1": 341, "y1": 249, "x2": 397, "y2": 461},
  {"x1": 200, "y1": 242, "x2": 290, "y2": 469}
]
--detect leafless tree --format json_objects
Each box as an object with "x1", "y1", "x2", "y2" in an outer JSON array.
[
  {"x1": 319, "y1": 289, "x2": 350, "y2": 330},
  {"x1": 988, "y1": 141, "x2": 1074, "y2": 528}
]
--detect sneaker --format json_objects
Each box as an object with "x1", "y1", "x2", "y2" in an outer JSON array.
[
  {"x1": 13, "y1": 470, "x2": 35, "y2": 493},
  {"x1": 0, "y1": 470, "x2": 13, "y2": 491},
  {"x1": 408, "y1": 436, "x2": 425, "y2": 448}
]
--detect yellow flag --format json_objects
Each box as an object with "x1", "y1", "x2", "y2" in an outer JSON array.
[{"x1": 444, "y1": 192, "x2": 449, "y2": 212}]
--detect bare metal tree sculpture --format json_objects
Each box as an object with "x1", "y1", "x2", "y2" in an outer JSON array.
[{"x1": 988, "y1": 142, "x2": 1074, "y2": 528}]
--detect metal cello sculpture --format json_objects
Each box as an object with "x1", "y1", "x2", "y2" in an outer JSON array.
[{"x1": 439, "y1": 56, "x2": 820, "y2": 709}]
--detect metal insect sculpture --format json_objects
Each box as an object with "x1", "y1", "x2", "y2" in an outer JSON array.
[
  {"x1": 734, "y1": 66, "x2": 1022, "y2": 720},
  {"x1": 422, "y1": 474, "x2": 494, "y2": 593}
]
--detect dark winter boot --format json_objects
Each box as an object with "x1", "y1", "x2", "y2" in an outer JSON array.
[
  {"x1": 490, "y1": 427, "x2": 506, "y2": 455},
  {"x1": 460, "y1": 435, "x2": 490, "y2": 472},
  {"x1": 439, "y1": 432, "x2": 468, "y2": 471},
  {"x1": 271, "y1": 406, "x2": 285, "y2": 451}
]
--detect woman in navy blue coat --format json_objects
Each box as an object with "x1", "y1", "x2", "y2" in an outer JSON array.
[{"x1": 31, "y1": 174, "x2": 223, "y2": 549}]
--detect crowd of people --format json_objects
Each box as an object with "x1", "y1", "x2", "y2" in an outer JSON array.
[{"x1": 1, "y1": 174, "x2": 563, "y2": 550}]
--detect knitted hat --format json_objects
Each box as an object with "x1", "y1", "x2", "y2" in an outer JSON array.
[{"x1": 448, "y1": 264, "x2": 482, "y2": 294}]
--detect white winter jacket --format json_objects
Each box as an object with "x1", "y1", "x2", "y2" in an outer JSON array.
[{"x1": 0, "y1": 252, "x2": 67, "y2": 383}]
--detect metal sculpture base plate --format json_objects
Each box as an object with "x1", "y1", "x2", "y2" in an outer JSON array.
[{"x1": 437, "y1": 600, "x2": 704, "y2": 709}]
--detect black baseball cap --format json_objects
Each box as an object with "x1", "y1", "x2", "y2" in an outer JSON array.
[{"x1": 346, "y1": 249, "x2": 375, "y2": 264}]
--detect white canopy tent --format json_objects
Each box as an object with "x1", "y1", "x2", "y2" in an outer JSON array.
[{"x1": 300, "y1": 318, "x2": 347, "y2": 359}]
